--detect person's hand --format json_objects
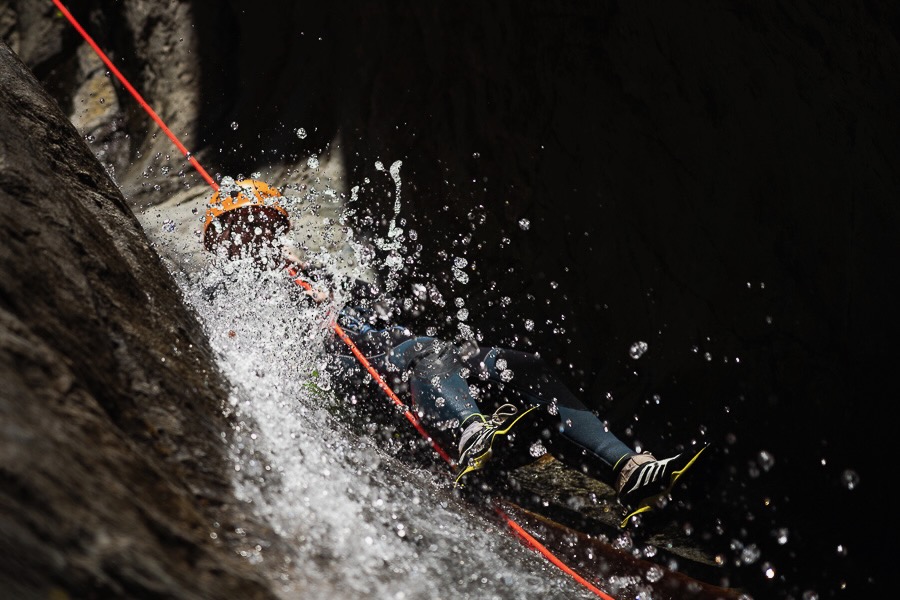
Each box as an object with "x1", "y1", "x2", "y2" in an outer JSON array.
[
  {"x1": 282, "y1": 246, "x2": 310, "y2": 269},
  {"x1": 303, "y1": 287, "x2": 331, "y2": 304},
  {"x1": 282, "y1": 246, "x2": 332, "y2": 303}
]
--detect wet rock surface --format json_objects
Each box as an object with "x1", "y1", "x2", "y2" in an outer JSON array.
[{"x1": 0, "y1": 43, "x2": 281, "y2": 600}]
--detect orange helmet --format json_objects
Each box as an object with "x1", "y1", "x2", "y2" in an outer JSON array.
[{"x1": 202, "y1": 179, "x2": 291, "y2": 256}]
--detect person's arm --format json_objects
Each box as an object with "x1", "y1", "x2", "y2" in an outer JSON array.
[
  {"x1": 281, "y1": 246, "x2": 393, "y2": 315},
  {"x1": 281, "y1": 246, "x2": 332, "y2": 303}
]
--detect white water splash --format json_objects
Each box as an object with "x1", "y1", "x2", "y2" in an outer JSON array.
[
  {"x1": 143, "y1": 160, "x2": 596, "y2": 598},
  {"x1": 173, "y1": 249, "x2": 592, "y2": 599},
  {"x1": 372, "y1": 160, "x2": 405, "y2": 292}
]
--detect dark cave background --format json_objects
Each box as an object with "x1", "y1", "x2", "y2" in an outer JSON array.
[{"x1": 17, "y1": 1, "x2": 897, "y2": 596}]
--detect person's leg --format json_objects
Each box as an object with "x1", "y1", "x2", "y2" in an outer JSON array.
[
  {"x1": 466, "y1": 347, "x2": 635, "y2": 480},
  {"x1": 385, "y1": 337, "x2": 480, "y2": 431}
]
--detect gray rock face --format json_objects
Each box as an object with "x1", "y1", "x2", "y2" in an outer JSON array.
[{"x1": 0, "y1": 43, "x2": 278, "y2": 600}]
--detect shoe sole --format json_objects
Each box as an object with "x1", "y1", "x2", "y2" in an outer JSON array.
[
  {"x1": 619, "y1": 444, "x2": 708, "y2": 528},
  {"x1": 454, "y1": 405, "x2": 539, "y2": 485}
]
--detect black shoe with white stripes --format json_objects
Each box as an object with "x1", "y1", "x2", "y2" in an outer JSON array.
[{"x1": 615, "y1": 445, "x2": 708, "y2": 527}]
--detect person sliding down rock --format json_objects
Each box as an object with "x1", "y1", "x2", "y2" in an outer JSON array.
[
  {"x1": 280, "y1": 246, "x2": 707, "y2": 528},
  {"x1": 203, "y1": 181, "x2": 707, "y2": 527}
]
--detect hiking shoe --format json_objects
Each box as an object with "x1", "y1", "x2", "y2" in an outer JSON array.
[
  {"x1": 616, "y1": 444, "x2": 708, "y2": 527},
  {"x1": 454, "y1": 403, "x2": 536, "y2": 484}
]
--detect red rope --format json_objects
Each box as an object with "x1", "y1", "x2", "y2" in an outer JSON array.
[
  {"x1": 330, "y1": 320, "x2": 455, "y2": 466},
  {"x1": 52, "y1": 0, "x2": 218, "y2": 192},
  {"x1": 56, "y1": 3, "x2": 614, "y2": 596},
  {"x1": 496, "y1": 506, "x2": 614, "y2": 599}
]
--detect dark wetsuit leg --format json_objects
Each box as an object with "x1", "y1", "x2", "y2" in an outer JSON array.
[
  {"x1": 386, "y1": 337, "x2": 480, "y2": 429},
  {"x1": 331, "y1": 334, "x2": 480, "y2": 432},
  {"x1": 464, "y1": 347, "x2": 634, "y2": 478}
]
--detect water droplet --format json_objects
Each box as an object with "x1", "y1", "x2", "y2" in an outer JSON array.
[
  {"x1": 529, "y1": 441, "x2": 547, "y2": 457},
  {"x1": 841, "y1": 469, "x2": 860, "y2": 490},
  {"x1": 774, "y1": 527, "x2": 789, "y2": 544},
  {"x1": 456, "y1": 309, "x2": 469, "y2": 321},
  {"x1": 307, "y1": 156, "x2": 319, "y2": 169},
  {"x1": 296, "y1": 127, "x2": 307, "y2": 139},
  {"x1": 757, "y1": 450, "x2": 775, "y2": 472},
  {"x1": 524, "y1": 319, "x2": 534, "y2": 331},
  {"x1": 518, "y1": 218, "x2": 530, "y2": 231},
  {"x1": 231, "y1": 121, "x2": 239, "y2": 130},
  {"x1": 453, "y1": 257, "x2": 468, "y2": 269},
  {"x1": 500, "y1": 370, "x2": 514, "y2": 382},
  {"x1": 162, "y1": 219, "x2": 176, "y2": 233},
  {"x1": 740, "y1": 544, "x2": 761, "y2": 564},
  {"x1": 629, "y1": 341, "x2": 648, "y2": 359},
  {"x1": 645, "y1": 565, "x2": 664, "y2": 583}
]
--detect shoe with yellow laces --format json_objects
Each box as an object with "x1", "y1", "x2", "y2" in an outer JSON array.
[{"x1": 454, "y1": 403, "x2": 538, "y2": 484}]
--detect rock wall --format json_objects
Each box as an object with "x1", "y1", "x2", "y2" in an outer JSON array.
[{"x1": 0, "y1": 42, "x2": 279, "y2": 599}]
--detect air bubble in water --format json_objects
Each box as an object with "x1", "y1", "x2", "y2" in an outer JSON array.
[
  {"x1": 518, "y1": 218, "x2": 530, "y2": 231},
  {"x1": 524, "y1": 319, "x2": 534, "y2": 332},
  {"x1": 296, "y1": 127, "x2": 307, "y2": 139},
  {"x1": 307, "y1": 156, "x2": 319, "y2": 169},
  {"x1": 231, "y1": 121, "x2": 239, "y2": 130}
]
